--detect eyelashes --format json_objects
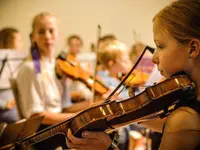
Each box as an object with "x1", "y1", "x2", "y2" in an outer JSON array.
[
  {"x1": 156, "y1": 44, "x2": 164, "y2": 50},
  {"x1": 38, "y1": 28, "x2": 55, "y2": 35}
]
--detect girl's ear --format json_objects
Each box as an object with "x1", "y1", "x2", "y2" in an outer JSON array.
[{"x1": 189, "y1": 39, "x2": 200, "y2": 58}]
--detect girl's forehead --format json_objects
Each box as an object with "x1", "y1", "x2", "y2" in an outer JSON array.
[
  {"x1": 34, "y1": 16, "x2": 57, "y2": 29},
  {"x1": 70, "y1": 38, "x2": 81, "y2": 43},
  {"x1": 153, "y1": 23, "x2": 168, "y2": 41},
  {"x1": 153, "y1": 19, "x2": 172, "y2": 41},
  {"x1": 153, "y1": 20, "x2": 162, "y2": 36}
]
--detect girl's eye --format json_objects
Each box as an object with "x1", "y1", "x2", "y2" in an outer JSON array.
[
  {"x1": 38, "y1": 29, "x2": 45, "y2": 35},
  {"x1": 156, "y1": 44, "x2": 164, "y2": 50},
  {"x1": 49, "y1": 29, "x2": 54, "y2": 34}
]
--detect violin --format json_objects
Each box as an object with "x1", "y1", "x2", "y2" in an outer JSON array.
[
  {"x1": 122, "y1": 45, "x2": 155, "y2": 87},
  {"x1": 120, "y1": 71, "x2": 149, "y2": 87},
  {"x1": 1, "y1": 75, "x2": 195, "y2": 150},
  {"x1": 56, "y1": 52, "x2": 109, "y2": 95}
]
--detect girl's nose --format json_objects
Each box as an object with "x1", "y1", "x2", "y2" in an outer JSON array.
[
  {"x1": 152, "y1": 50, "x2": 159, "y2": 64},
  {"x1": 45, "y1": 31, "x2": 51, "y2": 39}
]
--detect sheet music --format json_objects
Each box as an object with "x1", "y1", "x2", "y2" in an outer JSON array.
[{"x1": 0, "y1": 49, "x2": 28, "y2": 89}]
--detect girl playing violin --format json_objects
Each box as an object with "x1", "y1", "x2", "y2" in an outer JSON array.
[
  {"x1": 65, "y1": 35, "x2": 93, "y2": 103},
  {"x1": 15, "y1": 12, "x2": 90, "y2": 149},
  {"x1": 0, "y1": 27, "x2": 23, "y2": 124},
  {"x1": 66, "y1": 35, "x2": 83, "y2": 57},
  {"x1": 67, "y1": 0, "x2": 200, "y2": 149},
  {"x1": 16, "y1": 12, "x2": 75, "y2": 125}
]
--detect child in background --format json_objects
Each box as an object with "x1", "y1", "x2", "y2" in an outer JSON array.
[
  {"x1": 98, "y1": 40, "x2": 131, "y2": 95},
  {"x1": 98, "y1": 40, "x2": 146, "y2": 150},
  {"x1": 16, "y1": 12, "x2": 74, "y2": 124},
  {"x1": 96, "y1": 34, "x2": 117, "y2": 73},
  {"x1": 0, "y1": 27, "x2": 23, "y2": 123},
  {"x1": 65, "y1": 35, "x2": 93, "y2": 103},
  {"x1": 15, "y1": 12, "x2": 88, "y2": 149},
  {"x1": 0, "y1": 27, "x2": 23, "y2": 50}
]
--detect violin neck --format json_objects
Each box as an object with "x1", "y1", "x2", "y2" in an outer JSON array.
[
  {"x1": 94, "y1": 78, "x2": 109, "y2": 90},
  {"x1": 15, "y1": 120, "x2": 70, "y2": 150}
]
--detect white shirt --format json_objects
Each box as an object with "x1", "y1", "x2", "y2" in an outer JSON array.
[{"x1": 15, "y1": 57, "x2": 72, "y2": 118}]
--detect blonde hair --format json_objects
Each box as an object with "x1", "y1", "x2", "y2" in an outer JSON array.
[
  {"x1": 32, "y1": 12, "x2": 56, "y2": 32},
  {"x1": 98, "y1": 40, "x2": 128, "y2": 68},
  {"x1": 98, "y1": 34, "x2": 117, "y2": 44},
  {"x1": 153, "y1": 0, "x2": 200, "y2": 45}
]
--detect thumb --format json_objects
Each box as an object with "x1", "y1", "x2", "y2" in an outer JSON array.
[{"x1": 82, "y1": 131, "x2": 106, "y2": 139}]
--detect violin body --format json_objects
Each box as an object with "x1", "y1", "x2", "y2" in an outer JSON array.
[
  {"x1": 56, "y1": 53, "x2": 109, "y2": 95},
  {"x1": 71, "y1": 75, "x2": 194, "y2": 134},
  {"x1": 0, "y1": 75, "x2": 195, "y2": 150}
]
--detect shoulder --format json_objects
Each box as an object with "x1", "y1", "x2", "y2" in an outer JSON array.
[
  {"x1": 164, "y1": 106, "x2": 200, "y2": 132},
  {"x1": 16, "y1": 56, "x2": 36, "y2": 79}
]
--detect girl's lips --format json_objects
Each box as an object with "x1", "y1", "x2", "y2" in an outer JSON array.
[
  {"x1": 44, "y1": 43, "x2": 54, "y2": 48},
  {"x1": 45, "y1": 42, "x2": 52, "y2": 45},
  {"x1": 159, "y1": 70, "x2": 163, "y2": 75}
]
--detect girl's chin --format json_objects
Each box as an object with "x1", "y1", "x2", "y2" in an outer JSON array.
[
  {"x1": 42, "y1": 47, "x2": 54, "y2": 52},
  {"x1": 40, "y1": 50, "x2": 53, "y2": 57},
  {"x1": 160, "y1": 71, "x2": 169, "y2": 78},
  {"x1": 45, "y1": 46, "x2": 54, "y2": 51}
]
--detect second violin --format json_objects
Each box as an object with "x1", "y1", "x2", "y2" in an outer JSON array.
[{"x1": 56, "y1": 52, "x2": 109, "y2": 95}]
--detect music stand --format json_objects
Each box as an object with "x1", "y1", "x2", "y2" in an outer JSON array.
[{"x1": 0, "y1": 49, "x2": 28, "y2": 89}]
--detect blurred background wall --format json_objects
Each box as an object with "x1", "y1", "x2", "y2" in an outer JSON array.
[{"x1": 0, "y1": 0, "x2": 172, "y2": 54}]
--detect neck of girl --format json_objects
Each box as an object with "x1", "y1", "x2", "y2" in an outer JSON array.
[
  {"x1": 40, "y1": 51, "x2": 54, "y2": 62},
  {"x1": 187, "y1": 67, "x2": 200, "y2": 100}
]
